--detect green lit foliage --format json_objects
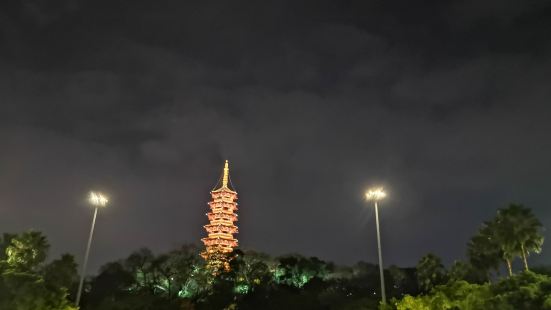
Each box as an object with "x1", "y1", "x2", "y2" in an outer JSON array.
[
  {"x1": 495, "y1": 204, "x2": 544, "y2": 271},
  {"x1": 151, "y1": 254, "x2": 178, "y2": 295},
  {"x1": 388, "y1": 205, "x2": 548, "y2": 309},
  {"x1": 159, "y1": 244, "x2": 202, "y2": 298},
  {"x1": 77, "y1": 202, "x2": 548, "y2": 309},
  {"x1": 196, "y1": 251, "x2": 399, "y2": 309},
  {"x1": 468, "y1": 204, "x2": 545, "y2": 277},
  {"x1": 490, "y1": 271, "x2": 551, "y2": 309},
  {"x1": 389, "y1": 272, "x2": 551, "y2": 310},
  {"x1": 390, "y1": 280, "x2": 492, "y2": 310},
  {"x1": 0, "y1": 233, "x2": 16, "y2": 261},
  {"x1": 416, "y1": 253, "x2": 448, "y2": 292},
  {"x1": 493, "y1": 213, "x2": 522, "y2": 276},
  {"x1": 448, "y1": 260, "x2": 488, "y2": 284},
  {"x1": 179, "y1": 260, "x2": 213, "y2": 298},
  {"x1": 468, "y1": 222, "x2": 503, "y2": 278},
  {"x1": 204, "y1": 250, "x2": 231, "y2": 275},
  {"x1": 274, "y1": 255, "x2": 333, "y2": 288},
  {"x1": 6, "y1": 230, "x2": 49, "y2": 271},
  {"x1": 0, "y1": 231, "x2": 76, "y2": 310},
  {"x1": 233, "y1": 283, "x2": 250, "y2": 294},
  {"x1": 145, "y1": 244, "x2": 205, "y2": 300},
  {"x1": 85, "y1": 245, "x2": 207, "y2": 308},
  {"x1": 125, "y1": 247, "x2": 156, "y2": 292},
  {"x1": 231, "y1": 250, "x2": 272, "y2": 293},
  {"x1": 73, "y1": 244, "x2": 417, "y2": 309},
  {"x1": 192, "y1": 250, "x2": 271, "y2": 308}
]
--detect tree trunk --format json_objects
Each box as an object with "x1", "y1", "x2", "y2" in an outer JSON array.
[
  {"x1": 521, "y1": 244, "x2": 529, "y2": 271},
  {"x1": 506, "y1": 259, "x2": 513, "y2": 277}
]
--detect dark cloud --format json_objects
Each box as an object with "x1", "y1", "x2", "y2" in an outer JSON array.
[{"x1": 1, "y1": 0, "x2": 551, "y2": 272}]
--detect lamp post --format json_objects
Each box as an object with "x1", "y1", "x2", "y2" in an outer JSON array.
[
  {"x1": 75, "y1": 191, "x2": 108, "y2": 307},
  {"x1": 365, "y1": 187, "x2": 387, "y2": 304}
]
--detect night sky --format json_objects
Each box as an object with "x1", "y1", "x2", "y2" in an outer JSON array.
[{"x1": 1, "y1": 0, "x2": 551, "y2": 273}]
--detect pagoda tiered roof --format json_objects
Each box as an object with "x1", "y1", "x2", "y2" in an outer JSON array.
[{"x1": 201, "y1": 160, "x2": 240, "y2": 273}]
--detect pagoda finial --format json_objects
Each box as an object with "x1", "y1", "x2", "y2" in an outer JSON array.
[{"x1": 222, "y1": 160, "x2": 229, "y2": 188}]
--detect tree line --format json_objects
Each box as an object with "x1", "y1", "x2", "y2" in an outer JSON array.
[
  {"x1": 387, "y1": 203, "x2": 547, "y2": 309},
  {"x1": 0, "y1": 203, "x2": 546, "y2": 309}
]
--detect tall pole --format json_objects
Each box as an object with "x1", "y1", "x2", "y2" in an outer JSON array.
[
  {"x1": 76, "y1": 206, "x2": 99, "y2": 306},
  {"x1": 374, "y1": 201, "x2": 386, "y2": 304}
]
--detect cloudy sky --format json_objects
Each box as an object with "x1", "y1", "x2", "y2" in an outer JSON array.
[{"x1": 1, "y1": 0, "x2": 550, "y2": 272}]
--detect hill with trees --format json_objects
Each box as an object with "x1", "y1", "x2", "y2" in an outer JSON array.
[{"x1": 0, "y1": 203, "x2": 546, "y2": 309}]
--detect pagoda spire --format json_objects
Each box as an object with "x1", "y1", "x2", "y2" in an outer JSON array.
[{"x1": 222, "y1": 160, "x2": 229, "y2": 188}]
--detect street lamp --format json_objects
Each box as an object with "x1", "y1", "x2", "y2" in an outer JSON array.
[
  {"x1": 365, "y1": 187, "x2": 387, "y2": 304},
  {"x1": 75, "y1": 191, "x2": 108, "y2": 306}
]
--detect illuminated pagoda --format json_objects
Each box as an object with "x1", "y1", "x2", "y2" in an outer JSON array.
[{"x1": 201, "y1": 160, "x2": 239, "y2": 273}]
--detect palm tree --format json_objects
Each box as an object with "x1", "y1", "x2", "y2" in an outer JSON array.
[
  {"x1": 468, "y1": 221, "x2": 503, "y2": 278},
  {"x1": 469, "y1": 218, "x2": 521, "y2": 277},
  {"x1": 496, "y1": 204, "x2": 544, "y2": 271},
  {"x1": 468, "y1": 204, "x2": 545, "y2": 278},
  {"x1": 491, "y1": 216, "x2": 519, "y2": 276}
]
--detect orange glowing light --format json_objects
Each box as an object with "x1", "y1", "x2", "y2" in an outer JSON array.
[{"x1": 200, "y1": 160, "x2": 239, "y2": 273}]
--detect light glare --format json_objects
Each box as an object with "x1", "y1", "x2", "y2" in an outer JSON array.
[
  {"x1": 89, "y1": 191, "x2": 108, "y2": 207},
  {"x1": 365, "y1": 187, "x2": 386, "y2": 201}
]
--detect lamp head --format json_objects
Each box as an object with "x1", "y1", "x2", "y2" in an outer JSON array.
[
  {"x1": 365, "y1": 187, "x2": 386, "y2": 201},
  {"x1": 89, "y1": 191, "x2": 108, "y2": 207}
]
